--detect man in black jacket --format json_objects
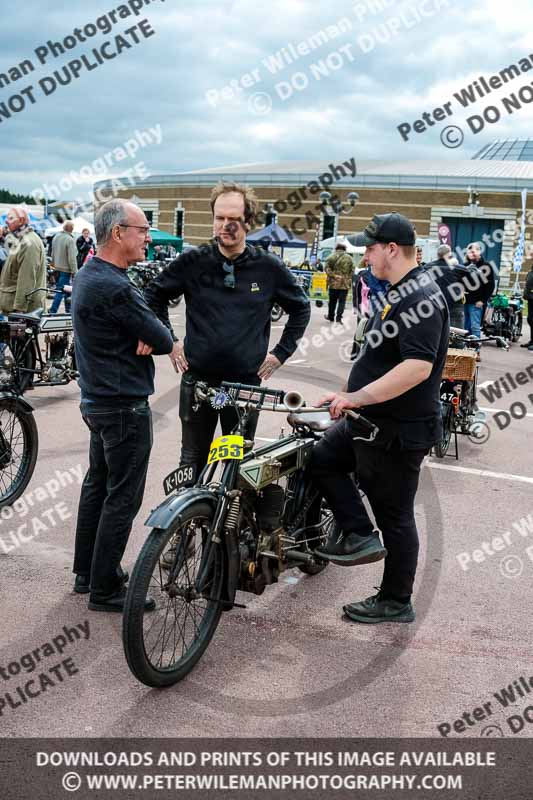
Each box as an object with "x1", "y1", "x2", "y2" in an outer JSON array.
[
  {"x1": 463, "y1": 242, "x2": 496, "y2": 338},
  {"x1": 76, "y1": 228, "x2": 95, "y2": 269},
  {"x1": 424, "y1": 244, "x2": 472, "y2": 328},
  {"x1": 71, "y1": 199, "x2": 174, "y2": 612},
  {"x1": 144, "y1": 181, "x2": 310, "y2": 477}
]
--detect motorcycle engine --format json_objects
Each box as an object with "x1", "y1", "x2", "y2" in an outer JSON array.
[
  {"x1": 239, "y1": 485, "x2": 286, "y2": 595},
  {"x1": 42, "y1": 333, "x2": 72, "y2": 382}
]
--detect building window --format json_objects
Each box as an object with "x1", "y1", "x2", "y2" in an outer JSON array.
[
  {"x1": 175, "y1": 208, "x2": 184, "y2": 238},
  {"x1": 144, "y1": 210, "x2": 154, "y2": 225}
]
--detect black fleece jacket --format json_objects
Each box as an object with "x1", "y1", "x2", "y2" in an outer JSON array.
[{"x1": 144, "y1": 243, "x2": 311, "y2": 382}]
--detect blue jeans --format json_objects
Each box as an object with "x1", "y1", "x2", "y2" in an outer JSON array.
[
  {"x1": 49, "y1": 271, "x2": 72, "y2": 313},
  {"x1": 464, "y1": 304, "x2": 483, "y2": 338}
]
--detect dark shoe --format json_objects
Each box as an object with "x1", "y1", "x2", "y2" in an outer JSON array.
[
  {"x1": 520, "y1": 342, "x2": 533, "y2": 348},
  {"x1": 324, "y1": 315, "x2": 334, "y2": 322},
  {"x1": 74, "y1": 570, "x2": 129, "y2": 594},
  {"x1": 314, "y1": 529, "x2": 386, "y2": 566},
  {"x1": 88, "y1": 588, "x2": 155, "y2": 613},
  {"x1": 74, "y1": 574, "x2": 90, "y2": 594},
  {"x1": 529, "y1": 345, "x2": 533, "y2": 352},
  {"x1": 343, "y1": 591, "x2": 415, "y2": 624}
]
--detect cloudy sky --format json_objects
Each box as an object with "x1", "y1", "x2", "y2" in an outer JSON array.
[{"x1": 1, "y1": 0, "x2": 532, "y2": 199}]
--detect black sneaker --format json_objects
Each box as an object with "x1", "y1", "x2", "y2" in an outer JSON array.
[
  {"x1": 88, "y1": 587, "x2": 155, "y2": 613},
  {"x1": 343, "y1": 591, "x2": 415, "y2": 624},
  {"x1": 314, "y1": 529, "x2": 386, "y2": 566},
  {"x1": 74, "y1": 570, "x2": 129, "y2": 594}
]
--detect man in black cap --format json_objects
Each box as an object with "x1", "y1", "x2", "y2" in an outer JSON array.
[{"x1": 310, "y1": 212, "x2": 449, "y2": 624}]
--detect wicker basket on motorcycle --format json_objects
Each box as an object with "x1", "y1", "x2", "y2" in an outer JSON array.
[{"x1": 442, "y1": 348, "x2": 477, "y2": 381}]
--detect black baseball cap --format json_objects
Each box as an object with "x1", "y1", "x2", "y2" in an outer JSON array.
[{"x1": 360, "y1": 212, "x2": 416, "y2": 246}]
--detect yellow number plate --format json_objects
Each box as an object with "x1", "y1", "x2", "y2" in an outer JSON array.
[{"x1": 207, "y1": 435, "x2": 244, "y2": 465}]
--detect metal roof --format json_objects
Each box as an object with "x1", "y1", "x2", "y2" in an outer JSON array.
[{"x1": 95, "y1": 159, "x2": 533, "y2": 194}]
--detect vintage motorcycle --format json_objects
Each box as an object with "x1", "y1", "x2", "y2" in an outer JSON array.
[
  {"x1": 0, "y1": 319, "x2": 39, "y2": 507},
  {"x1": 482, "y1": 292, "x2": 523, "y2": 343},
  {"x1": 435, "y1": 327, "x2": 508, "y2": 459},
  {"x1": 127, "y1": 261, "x2": 182, "y2": 307},
  {"x1": 122, "y1": 380, "x2": 379, "y2": 687},
  {"x1": 2, "y1": 289, "x2": 77, "y2": 394}
]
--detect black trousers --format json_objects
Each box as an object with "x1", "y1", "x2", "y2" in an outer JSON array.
[
  {"x1": 73, "y1": 399, "x2": 153, "y2": 600},
  {"x1": 179, "y1": 373, "x2": 259, "y2": 477},
  {"x1": 327, "y1": 289, "x2": 348, "y2": 322},
  {"x1": 310, "y1": 419, "x2": 427, "y2": 600}
]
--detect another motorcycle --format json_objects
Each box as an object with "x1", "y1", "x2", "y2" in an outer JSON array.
[
  {"x1": 127, "y1": 261, "x2": 182, "y2": 307},
  {"x1": 1, "y1": 289, "x2": 77, "y2": 394},
  {"x1": 0, "y1": 320, "x2": 39, "y2": 506},
  {"x1": 483, "y1": 292, "x2": 523, "y2": 343},
  {"x1": 122, "y1": 381, "x2": 378, "y2": 687}
]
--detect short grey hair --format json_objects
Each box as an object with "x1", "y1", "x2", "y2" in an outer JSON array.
[
  {"x1": 437, "y1": 244, "x2": 451, "y2": 258},
  {"x1": 95, "y1": 199, "x2": 130, "y2": 246}
]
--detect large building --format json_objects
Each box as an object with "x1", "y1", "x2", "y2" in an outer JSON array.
[{"x1": 95, "y1": 149, "x2": 533, "y2": 287}]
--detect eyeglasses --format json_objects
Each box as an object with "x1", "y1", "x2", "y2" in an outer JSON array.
[
  {"x1": 118, "y1": 224, "x2": 151, "y2": 234},
  {"x1": 222, "y1": 262, "x2": 235, "y2": 289}
]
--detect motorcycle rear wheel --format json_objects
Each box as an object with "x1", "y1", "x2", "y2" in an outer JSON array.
[
  {"x1": 123, "y1": 501, "x2": 224, "y2": 687},
  {"x1": 434, "y1": 403, "x2": 453, "y2": 459},
  {"x1": 0, "y1": 398, "x2": 38, "y2": 507}
]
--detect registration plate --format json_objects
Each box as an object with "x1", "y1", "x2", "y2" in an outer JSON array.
[
  {"x1": 207, "y1": 434, "x2": 244, "y2": 465},
  {"x1": 162, "y1": 465, "x2": 196, "y2": 496}
]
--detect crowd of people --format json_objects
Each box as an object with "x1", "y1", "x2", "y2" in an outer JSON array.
[{"x1": 0, "y1": 187, "x2": 530, "y2": 626}]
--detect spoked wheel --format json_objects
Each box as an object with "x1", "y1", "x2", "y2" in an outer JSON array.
[
  {"x1": 297, "y1": 497, "x2": 332, "y2": 576},
  {"x1": 512, "y1": 313, "x2": 523, "y2": 343},
  {"x1": 434, "y1": 402, "x2": 453, "y2": 459},
  {"x1": 0, "y1": 398, "x2": 38, "y2": 507},
  {"x1": 123, "y1": 501, "x2": 224, "y2": 687}
]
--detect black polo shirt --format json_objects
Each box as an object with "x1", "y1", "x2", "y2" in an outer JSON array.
[{"x1": 348, "y1": 266, "x2": 449, "y2": 449}]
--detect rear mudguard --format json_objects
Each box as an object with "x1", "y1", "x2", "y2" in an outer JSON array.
[
  {"x1": 0, "y1": 392, "x2": 34, "y2": 413},
  {"x1": 145, "y1": 486, "x2": 236, "y2": 609}
]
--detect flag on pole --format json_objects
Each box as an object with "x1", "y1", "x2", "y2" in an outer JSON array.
[{"x1": 513, "y1": 188, "x2": 528, "y2": 273}]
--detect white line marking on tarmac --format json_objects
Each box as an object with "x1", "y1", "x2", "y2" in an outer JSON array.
[
  {"x1": 477, "y1": 380, "x2": 494, "y2": 389},
  {"x1": 479, "y1": 406, "x2": 533, "y2": 418},
  {"x1": 255, "y1": 437, "x2": 278, "y2": 442},
  {"x1": 271, "y1": 325, "x2": 284, "y2": 330},
  {"x1": 426, "y1": 461, "x2": 533, "y2": 485},
  {"x1": 287, "y1": 359, "x2": 306, "y2": 364}
]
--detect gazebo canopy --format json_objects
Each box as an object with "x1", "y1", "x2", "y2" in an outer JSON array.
[{"x1": 247, "y1": 222, "x2": 308, "y2": 250}]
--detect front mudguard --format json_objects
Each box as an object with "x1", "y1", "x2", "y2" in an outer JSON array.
[
  {"x1": 0, "y1": 392, "x2": 34, "y2": 413},
  {"x1": 145, "y1": 486, "x2": 238, "y2": 610},
  {"x1": 145, "y1": 486, "x2": 218, "y2": 529}
]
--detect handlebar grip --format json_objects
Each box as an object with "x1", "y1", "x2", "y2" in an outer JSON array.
[
  {"x1": 221, "y1": 381, "x2": 285, "y2": 399},
  {"x1": 344, "y1": 409, "x2": 378, "y2": 432}
]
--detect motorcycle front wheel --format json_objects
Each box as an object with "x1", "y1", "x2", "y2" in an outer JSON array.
[
  {"x1": 0, "y1": 398, "x2": 38, "y2": 507},
  {"x1": 123, "y1": 501, "x2": 224, "y2": 687}
]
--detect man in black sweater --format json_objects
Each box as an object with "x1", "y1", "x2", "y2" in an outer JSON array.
[
  {"x1": 71, "y1": 199, "x2": 174, "y2": 612},
  {"x1": 144, "y1": 181, "x2": 310, "y2": 477}
]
